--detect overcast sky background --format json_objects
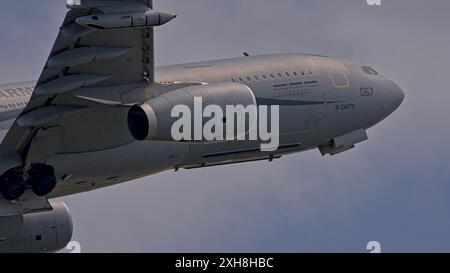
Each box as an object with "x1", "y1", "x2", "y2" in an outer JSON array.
[{"x1": 1, "y1": 0, "x2": 450, "y2": 252}]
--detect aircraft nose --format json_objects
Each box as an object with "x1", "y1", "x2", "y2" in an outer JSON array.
[{"x1": 391, "y1": 81, "x2": 405, "y2": 110}]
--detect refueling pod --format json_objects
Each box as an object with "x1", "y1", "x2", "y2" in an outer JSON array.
[{"x1": 76, "y1": 10, "x2": 176, "y2": 30}]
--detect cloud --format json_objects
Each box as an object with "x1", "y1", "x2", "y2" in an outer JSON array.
[{"x1": 1, "y1": 0, "x2": 450, "y2": 252}]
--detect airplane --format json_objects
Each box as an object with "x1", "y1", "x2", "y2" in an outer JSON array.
[{"x1": 0, "y1": 0, "x2": 404, "y2": 253}]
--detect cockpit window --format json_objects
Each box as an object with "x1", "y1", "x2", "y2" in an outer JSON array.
[{"x1": 362, "y1": 66, "x2": 378, "y2": 75}]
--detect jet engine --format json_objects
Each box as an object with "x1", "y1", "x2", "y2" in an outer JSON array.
[
  {"x1": 0, "y1": 200, "x2": 73, "y2": 253},
  {"x1": 127, "y1": 82, "x2": 257, "y2": 142}
]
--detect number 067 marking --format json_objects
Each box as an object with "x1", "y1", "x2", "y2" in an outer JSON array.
[{"x1": 360, "y1": 87, "x2": 374, "y2": 97}]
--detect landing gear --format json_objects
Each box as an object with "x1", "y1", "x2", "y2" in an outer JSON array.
[
  {"x1": 28, "y1": 164, "x2": 57, "y2": 197},
  {"x1": 0, "y1": 165, "x2": 57, "y2": 201},
  {"x1": 0, "y1": 169, "x2": 26, "y2": 201}
]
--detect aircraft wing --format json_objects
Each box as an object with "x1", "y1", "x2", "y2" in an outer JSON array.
[{"x1": 0, "y1": 0, "x2": 175, "y2": 212}]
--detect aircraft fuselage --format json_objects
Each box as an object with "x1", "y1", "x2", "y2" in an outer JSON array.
[{"x1": 0, "y1": 54, "x2": 404, "y2": 197}]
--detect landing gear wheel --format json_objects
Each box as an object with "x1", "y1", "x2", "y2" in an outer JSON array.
[
  {"x1": 0, "y1": 173, "x2": 25, "y2": 201},
  {"x1": 29, "y1": 165, "x2": 57, "y2": 197}
]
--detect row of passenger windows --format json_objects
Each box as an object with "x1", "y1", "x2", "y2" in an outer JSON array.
[
  {"x1": 0, "y1": 101, "x2": 26, "y2": 110},
  {"x1": 230, "y1": 70, "x2": 314, "y2": 83}
]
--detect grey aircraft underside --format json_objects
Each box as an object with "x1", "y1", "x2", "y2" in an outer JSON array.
[{"x1": 0, "y1": 0, "x2": 404, "y2": 253}]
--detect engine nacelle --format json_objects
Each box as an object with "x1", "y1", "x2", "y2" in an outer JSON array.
[
  {"x1": 0, "y1": 200, "x2": 73, "y2": 253},
  {"x1": 127, "y1": 82, "x2": 257, "y2": 142}
]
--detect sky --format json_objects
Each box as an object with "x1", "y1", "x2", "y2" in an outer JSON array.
[{"x1": 1, "y1": 0, "x2": 450, "y2": 252}]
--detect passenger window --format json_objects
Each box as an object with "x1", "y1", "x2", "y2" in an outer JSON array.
[
  {"x1": 277, "y1": 73, "x2": 283, "y2": 78},
  {"x1": 293, "y1": 72, "x2": 298, "y2": 76},
  {"x1": 285, "y1": 72, "x2": 290, "y2": 77},
  {"x1": 254, "y1": 75, "x2": 259, "y2": 81},
  {"x1": 239, "y1": 77, "x2": 244, "y2": 82},
  {"x1": 270, "y1": 74, "x2": 275, "y2": 79},
  {"x1": 247, "y1": 76, "x2": 252, "y2": 81},
  {"x1": 262, "y1": 75, "x2": 267, "y2": 80}
]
